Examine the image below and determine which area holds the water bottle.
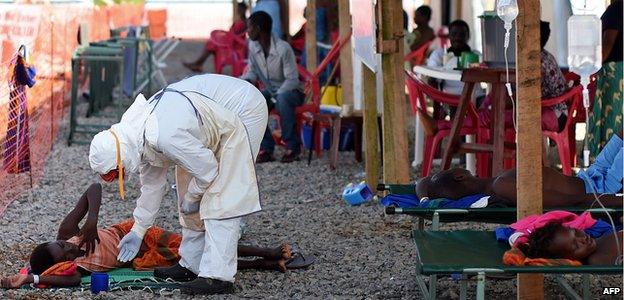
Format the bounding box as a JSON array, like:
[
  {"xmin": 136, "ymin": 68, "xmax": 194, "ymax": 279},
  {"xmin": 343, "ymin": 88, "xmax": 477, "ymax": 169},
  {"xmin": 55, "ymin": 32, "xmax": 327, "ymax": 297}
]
[{"xmin": 568, "ymin": 14, "xmax": 602, "ymax": 168}]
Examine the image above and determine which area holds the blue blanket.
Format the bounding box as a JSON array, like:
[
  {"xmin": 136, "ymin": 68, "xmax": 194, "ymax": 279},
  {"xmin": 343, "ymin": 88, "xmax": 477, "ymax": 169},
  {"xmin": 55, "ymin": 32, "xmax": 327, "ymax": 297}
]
[{"xmin": 380, "ymin": 193, "xmax": 488, "ymax": 209}]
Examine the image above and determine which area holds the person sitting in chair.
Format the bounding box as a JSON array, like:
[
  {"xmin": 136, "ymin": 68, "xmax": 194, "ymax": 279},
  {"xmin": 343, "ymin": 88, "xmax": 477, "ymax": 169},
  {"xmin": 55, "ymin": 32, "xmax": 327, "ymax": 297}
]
[
  {"xmin": 416, "ymin": 132, "xmax": 623, "ymax": 207},
  {"xmin": 0, "ymin": 184, "xmax": 308, "ymax": 289},
  {"xmin": 240, "ymin": 11, "xmax": 304, "ymax": 163}
]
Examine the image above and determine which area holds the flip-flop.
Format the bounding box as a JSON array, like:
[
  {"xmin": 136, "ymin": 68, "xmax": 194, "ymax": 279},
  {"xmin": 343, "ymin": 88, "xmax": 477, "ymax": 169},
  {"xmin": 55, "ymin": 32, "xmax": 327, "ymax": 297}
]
[{"xmin": 285, "ymin": 252, "xmax": 315, "ymax": 269}]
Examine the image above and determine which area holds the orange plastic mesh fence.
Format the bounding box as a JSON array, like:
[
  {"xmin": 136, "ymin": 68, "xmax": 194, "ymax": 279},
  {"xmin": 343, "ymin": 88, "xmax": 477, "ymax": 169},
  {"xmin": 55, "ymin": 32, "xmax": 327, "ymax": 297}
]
[{"xmin": 0, "ymin": 3, "xmax": 144, "ymax": 215}]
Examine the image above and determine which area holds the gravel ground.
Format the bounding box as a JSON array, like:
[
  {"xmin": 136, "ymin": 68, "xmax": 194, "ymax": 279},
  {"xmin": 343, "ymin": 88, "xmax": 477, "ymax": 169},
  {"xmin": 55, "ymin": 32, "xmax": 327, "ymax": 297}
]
[{"xmin": 0, "ymin": 40, "xmax": 621, "ymax": 299}]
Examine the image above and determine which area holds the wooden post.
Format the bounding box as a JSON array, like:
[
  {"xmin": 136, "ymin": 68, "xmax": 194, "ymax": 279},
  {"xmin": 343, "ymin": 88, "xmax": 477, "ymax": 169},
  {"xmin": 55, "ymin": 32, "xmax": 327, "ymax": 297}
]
[
  {"xmin": 305, "ymin": 0, "xmax": 317, "ymax": 73},
  {"xmin": 338, "ymin": 0, "xmax": 353, "ymax": 106},
  {"xmin": 233, "ymin": 0, "xmax": 238, "ymax": 23},
  {"xmin": 455, "ymin": 0, "xmax": 462, "ymax": 20},
  {"xmin": 283, "ymin": 0, "xmax": 290, "ymax": 36},
  {"xmin": 379, "ymin": 0, "xmax": 410, "ymax": 184},
  {"xmin": 363, "ymin": 64, "xmax": 380, "ymax": 190},
  {"xmin": 516, "ymin": 0, "xmax": 544, "ymax": 299}
]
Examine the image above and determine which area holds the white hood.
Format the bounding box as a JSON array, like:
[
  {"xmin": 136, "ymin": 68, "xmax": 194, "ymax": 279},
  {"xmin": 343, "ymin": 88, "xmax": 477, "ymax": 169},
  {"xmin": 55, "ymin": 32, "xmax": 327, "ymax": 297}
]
[{"xmin": 89, "ymin": 94, "xmax": 151, "ymax": 174}]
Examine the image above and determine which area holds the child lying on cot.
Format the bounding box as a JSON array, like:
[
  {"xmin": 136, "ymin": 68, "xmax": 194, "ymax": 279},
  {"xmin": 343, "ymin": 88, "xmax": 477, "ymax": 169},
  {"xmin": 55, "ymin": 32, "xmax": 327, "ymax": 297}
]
[
  {"xmin": 520, "ymin": 222, "xmax": 623, "ymax": 265},
  {"xmin": 0, "ymin": 184, "xmax": 297, "ymax": 289},
  {"xmin": 416, "ymin": 132, "xmax": 623, "ymax": 208}
]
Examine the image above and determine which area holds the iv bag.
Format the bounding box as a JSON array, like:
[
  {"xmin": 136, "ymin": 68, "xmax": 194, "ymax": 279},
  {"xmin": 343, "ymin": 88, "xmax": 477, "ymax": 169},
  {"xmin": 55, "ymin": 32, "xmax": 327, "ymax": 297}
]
[
  {"xmin": 496, "ymin": 0, "xmax": 519, "ymax": 23},
  {"xmin": 567, "ymin": 15, "xmax": 602, "ymax": 79}
]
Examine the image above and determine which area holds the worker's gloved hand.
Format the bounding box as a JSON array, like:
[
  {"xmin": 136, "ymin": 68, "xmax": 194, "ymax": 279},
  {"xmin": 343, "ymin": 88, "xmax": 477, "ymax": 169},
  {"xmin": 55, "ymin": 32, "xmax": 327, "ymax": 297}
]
[{"xmin": 117, "ymin": 231, "xmax": 142, "ymax": 262}]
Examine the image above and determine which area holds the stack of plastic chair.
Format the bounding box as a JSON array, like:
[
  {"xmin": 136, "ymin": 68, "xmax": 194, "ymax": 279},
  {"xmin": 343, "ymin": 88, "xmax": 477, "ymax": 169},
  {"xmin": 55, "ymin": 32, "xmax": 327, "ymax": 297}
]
[
  {"xmin": 68, "ymin": 44, "xmax": 126, "ymax": 145},
  {"xmin": 265, "ymin": 31, "xmax": 351, "ymax": 169}
]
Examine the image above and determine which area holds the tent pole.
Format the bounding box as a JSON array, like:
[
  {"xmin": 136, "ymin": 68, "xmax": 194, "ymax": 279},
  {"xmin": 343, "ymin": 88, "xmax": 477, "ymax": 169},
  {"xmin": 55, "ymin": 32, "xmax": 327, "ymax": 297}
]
[
  {"xmin": 305, "ymin": 0, "xmax": 317, "ymax": 73},
  {"xmin": 338, "ymin": 0, "xmax": 353, "ymax": 106},
  {"xmin": 362, "ymin": 63, "xmax": 380, "ymax": 191},
  {"xmin": 379, "ymin": 0, "xmax": 409, "ymax": 184}
]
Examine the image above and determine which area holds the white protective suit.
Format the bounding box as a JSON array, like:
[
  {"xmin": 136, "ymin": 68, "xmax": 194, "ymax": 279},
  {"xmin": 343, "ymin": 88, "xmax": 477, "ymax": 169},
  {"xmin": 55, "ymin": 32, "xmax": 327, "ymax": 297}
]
[{"xmin": 89, "ymin": 74, "xmax": 268, "ymax": 282}]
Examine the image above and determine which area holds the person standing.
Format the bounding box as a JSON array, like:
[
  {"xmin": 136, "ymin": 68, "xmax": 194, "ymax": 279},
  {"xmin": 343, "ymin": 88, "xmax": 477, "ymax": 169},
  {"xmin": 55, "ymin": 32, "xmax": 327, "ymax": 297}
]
[
  {"xmin": 410, "ymin": 5, "xmax": 435, "ymax": 52},
  {"xmin": 587, "ymin": 0, "xmax": 623, "ymax": 158},
  {"xmin": 251, "ymin": 0, "xmax": 288, "ymax": 39},
  {"xmin": 88, "ymin": 74, "xmax": 267, "ymax": 295}
]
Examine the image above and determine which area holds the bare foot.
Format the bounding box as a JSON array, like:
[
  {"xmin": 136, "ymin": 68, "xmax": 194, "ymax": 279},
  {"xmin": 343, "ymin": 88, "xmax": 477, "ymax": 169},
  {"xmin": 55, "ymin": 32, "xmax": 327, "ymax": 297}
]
[
  {"xmin": 266, "ymin": 243, "xmax": 292, "ymax": 260},
  {"xmin": 280, "ymin": 243, "xmax": 292, "ymax": 260},
  {"xmin": 277, "ymin": 259, "xmax": 287, "ymax": 272}
]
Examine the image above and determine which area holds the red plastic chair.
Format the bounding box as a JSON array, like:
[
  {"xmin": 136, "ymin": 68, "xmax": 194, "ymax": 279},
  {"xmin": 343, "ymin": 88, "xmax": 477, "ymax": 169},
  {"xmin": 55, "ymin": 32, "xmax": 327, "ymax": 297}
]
[
  {"xmin": 542, "ymin": 85, "xmax": 583, "ymax": 175},
  {"xmin": 298, "ymin": 31, "xmax": 352, "ymax": 155},
  {"xmin": 404, "ymin": 40, "xmax": 433, "ymax": 67},
  {"xmin": 267, "ymin": 31, "xmax": 352, "ymax": 160},
  {"xmin": 211, "ymin": 30, "xmax": 246, "ymax": 76},
  {"xmin": 405, "ymin": 70, "xmax": 484, "ymax": 177}
]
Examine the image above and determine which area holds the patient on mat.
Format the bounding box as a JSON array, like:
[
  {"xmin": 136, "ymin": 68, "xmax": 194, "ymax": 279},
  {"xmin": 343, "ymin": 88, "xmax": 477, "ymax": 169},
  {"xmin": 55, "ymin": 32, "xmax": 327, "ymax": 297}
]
[
  {"xmin": 521, "ymin": 222, "xmax": 623, "ymax": 265},
  {"xmin": 416, "ymin": 133, "xmax": 623, "ymax": 208},
  {"xmin": 0, "ymin": 184, "xmax": 294, "ymax": 289}
]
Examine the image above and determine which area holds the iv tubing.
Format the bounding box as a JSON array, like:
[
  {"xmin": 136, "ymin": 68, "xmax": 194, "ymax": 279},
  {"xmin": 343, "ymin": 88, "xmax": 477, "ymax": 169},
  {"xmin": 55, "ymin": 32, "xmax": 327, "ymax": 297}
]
[
  {"xmin": 581, "ymin": 77, "xmax": 591, "ymax": 167},
  {"xmin": 503, "ymin": 24, "xmax": 517, "ymax": 132}
]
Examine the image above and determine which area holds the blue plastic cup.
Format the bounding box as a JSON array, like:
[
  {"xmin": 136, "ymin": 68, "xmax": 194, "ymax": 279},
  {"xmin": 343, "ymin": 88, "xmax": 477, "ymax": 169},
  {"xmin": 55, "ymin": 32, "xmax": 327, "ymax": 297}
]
[{"xmin": 90, "ymin": 272, "xmax": 109, "ymax": 294}]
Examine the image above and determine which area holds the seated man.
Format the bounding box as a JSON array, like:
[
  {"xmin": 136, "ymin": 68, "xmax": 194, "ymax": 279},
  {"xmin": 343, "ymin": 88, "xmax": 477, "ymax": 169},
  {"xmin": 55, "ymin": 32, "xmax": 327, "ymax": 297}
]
[
  {"xmin": 521, "ymin": 222, "xmax": 622, "ymax": 265},
  {"xmin": 539, "ymin": 20, "xmax": 570, "ymax": 132},
  {"xmin": 241, "ymin": 11, "xmax": 304, "ymax": 163},
  {"xmin": 426, "ymin": 20, "xmax": 480, "ymax": 95},
  {"xmin": 416, "ymin": 133, "xmax": 623, "ymax": 207},
  {"xmin": 0, "ymin": 184, "xmax": 298, "ymax": 289}
]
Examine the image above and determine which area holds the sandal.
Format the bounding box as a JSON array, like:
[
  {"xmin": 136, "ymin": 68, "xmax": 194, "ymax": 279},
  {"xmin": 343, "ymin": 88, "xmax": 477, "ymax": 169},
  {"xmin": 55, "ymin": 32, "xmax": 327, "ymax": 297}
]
[{"xmin": 285, "ymin": 252, "xmax": 315, "ymax": 269}]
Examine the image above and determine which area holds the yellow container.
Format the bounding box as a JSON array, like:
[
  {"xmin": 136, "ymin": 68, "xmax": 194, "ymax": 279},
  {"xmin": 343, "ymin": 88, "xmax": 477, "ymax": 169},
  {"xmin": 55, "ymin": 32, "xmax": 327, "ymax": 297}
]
[{"xmin": 320, "ymin": 85, "xmax": 343, "ymax": 106}]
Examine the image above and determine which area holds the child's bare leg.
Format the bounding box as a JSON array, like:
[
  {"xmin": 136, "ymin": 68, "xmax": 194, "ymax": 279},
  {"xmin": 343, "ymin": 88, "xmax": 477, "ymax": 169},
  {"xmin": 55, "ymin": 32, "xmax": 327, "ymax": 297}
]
[
  {"xmin": 238, "ymin": 244, "xmax": 292, "ymax": 260},
  {"xmin": 237, "ymin": 259, "xmax": 287, "ymax": 272}
]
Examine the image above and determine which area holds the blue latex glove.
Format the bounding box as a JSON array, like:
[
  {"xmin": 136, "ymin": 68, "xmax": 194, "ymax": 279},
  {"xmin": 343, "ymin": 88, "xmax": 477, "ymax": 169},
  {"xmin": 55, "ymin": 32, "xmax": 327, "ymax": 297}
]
[{"xmin": 117, "ymin": 231, "xmax": 142, "ymax": 262}]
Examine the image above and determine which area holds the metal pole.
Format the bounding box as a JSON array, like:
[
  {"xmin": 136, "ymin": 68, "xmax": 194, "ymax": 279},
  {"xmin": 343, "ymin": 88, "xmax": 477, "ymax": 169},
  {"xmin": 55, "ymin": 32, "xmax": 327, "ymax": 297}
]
[{"xmin": 50, "ymin": 17, "xmax": 55, "ymax": 149}]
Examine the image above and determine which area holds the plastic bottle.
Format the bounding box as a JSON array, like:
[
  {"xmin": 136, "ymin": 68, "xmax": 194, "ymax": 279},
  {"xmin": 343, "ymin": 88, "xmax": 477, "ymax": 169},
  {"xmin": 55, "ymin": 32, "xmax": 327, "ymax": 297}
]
[
  {"xmin": 568, "ymin": 14, "xmax": 602, "ymax": 92},
  {"xmin": 496, "ymin": 0, "xmax": 519, "ymax": 25},
  {"xmin": 568, "ymin": 14, "xmax": 602, "ymax": 167}
]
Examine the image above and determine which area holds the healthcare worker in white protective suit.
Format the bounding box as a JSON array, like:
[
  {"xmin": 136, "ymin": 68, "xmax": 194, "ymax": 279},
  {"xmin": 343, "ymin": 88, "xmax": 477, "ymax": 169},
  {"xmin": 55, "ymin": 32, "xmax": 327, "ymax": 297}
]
[{"xmin": 88, "ymin": 74, "xmax": 267, "ymax": 295}]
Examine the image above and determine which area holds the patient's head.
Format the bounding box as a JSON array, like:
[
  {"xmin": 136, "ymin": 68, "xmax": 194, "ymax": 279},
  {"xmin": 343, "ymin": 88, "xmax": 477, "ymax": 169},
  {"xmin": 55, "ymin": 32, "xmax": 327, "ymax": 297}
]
[
  {"xmin": 29, "ymin": 241, "xmax": 84, "ymax": 274},
  {"xmin": 521, "ymin": 222, "xmax": 597, "ymax": 261},
  {"xmin": 416, "ymin": 168, "xmax": 481, "ymax": 200}
]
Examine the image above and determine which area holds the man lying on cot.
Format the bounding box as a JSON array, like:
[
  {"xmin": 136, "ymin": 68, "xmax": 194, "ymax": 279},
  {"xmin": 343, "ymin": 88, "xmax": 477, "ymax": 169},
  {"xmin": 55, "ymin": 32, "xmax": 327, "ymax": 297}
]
[
  {"xmin": 520, "ymin": 222, "xmax": 623, "ymax": 265},
  {"xmin": 416, "ymin": 132, "xmax": 623, "ymax": 207},
  {"xmin": 0, "ymin": 184, "xmax": 306, "ymax": 289}
]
